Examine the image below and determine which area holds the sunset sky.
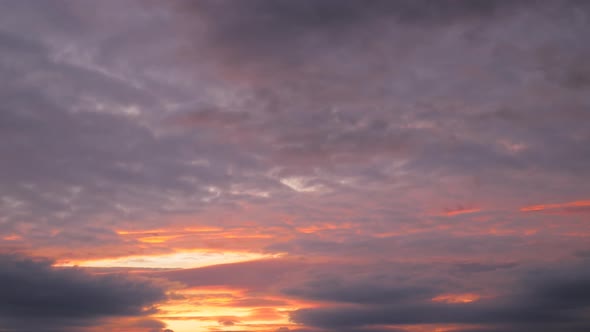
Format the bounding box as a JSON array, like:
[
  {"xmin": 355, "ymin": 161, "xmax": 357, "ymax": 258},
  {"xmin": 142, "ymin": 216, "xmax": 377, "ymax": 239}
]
[{"xmin": 1, "ymin": 1, "xmax": 590, "ymax": 331}]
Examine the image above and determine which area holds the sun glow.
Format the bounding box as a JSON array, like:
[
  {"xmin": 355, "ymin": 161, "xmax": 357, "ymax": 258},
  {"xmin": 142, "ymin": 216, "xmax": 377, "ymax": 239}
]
[
  {"xmin": 157, "ymin": 287, "xmax": 298, "ymax": 332},
  {"xmin": 56, "ymin": 251, "xmax": 280, "ymax": 269}
]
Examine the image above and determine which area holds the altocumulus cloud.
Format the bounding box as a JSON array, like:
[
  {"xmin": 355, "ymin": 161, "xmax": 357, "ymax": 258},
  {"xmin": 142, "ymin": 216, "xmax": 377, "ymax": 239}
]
[{"xmin": 0, "ymin": 253, "xmax": 168, "ymax": 332}]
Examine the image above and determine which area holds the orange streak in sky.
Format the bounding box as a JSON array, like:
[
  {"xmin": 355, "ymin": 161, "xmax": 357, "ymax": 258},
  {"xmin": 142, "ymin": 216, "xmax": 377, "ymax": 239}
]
[
  {"xmin": 137, "ymin": 235, "xmax": 180, "ymax": 243},
  {"xmin": 116, "ymin": 229, "xmax": 169, "ymax": 235},
  {"xmin": 443, "ymin": 208, "xmax": 481, "ymax": 217},
  {"xmin": 432, "ymin": 293, "xmax": 481, "ymax": 304},
  {"xmin": 117, "ymin": 226, "xmax": 222, "ymax": 236},
  {"xmin": 520, "ymin": 200, "xmax": 590, "ymax": 212},
  {"xmin": 296, "ymin": 223, "xmax": 353, "ymax": 234},
  {"xmin": 2, "ymin": 234, "xmax": 21, "ymax": 241},
  {"xmin": 117, "ymin": 227, "xmax": 280, "ymax": 244}
]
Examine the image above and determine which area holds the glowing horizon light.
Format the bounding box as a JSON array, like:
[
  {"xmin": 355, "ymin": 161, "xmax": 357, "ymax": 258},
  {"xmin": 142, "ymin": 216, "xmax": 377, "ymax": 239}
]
[{"xmin": 55, "ymin": 251, "xmax": 281, "ymax": 269}]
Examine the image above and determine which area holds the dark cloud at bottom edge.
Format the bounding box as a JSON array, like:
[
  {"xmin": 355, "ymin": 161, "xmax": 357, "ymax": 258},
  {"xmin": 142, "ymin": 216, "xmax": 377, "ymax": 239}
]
[
  {"xmin": 0, "ymin": 253, "xmax": 170, "ymax": 332},
  {"xmin": 289, "ymin": 261, "xmax": 590, "ymax": 332}
]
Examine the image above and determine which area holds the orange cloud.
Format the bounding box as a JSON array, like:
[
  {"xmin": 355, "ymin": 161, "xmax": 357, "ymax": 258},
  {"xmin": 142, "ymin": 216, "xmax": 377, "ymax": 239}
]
[
  {"xmin": 442, "ymin": 207, "xmax": 481, "ymax": 217},
  {"xmin": 2, "ymin": 234, "xmax": 21, "ymax": 241},
  {"xmin": 296, "ymin": 222, "xmax": 354, "ymax": 234},
  {"xmin": 431, "ymin": 293, "xmax": 481, "ymax": 304},
  {"xmin": 115, "ymin": 225, "xmax": 290, "ymax": 250},
  {"xmin": 116, "ymin": 227, "xmax": 224, "ymax": 244},
  {"xmin": 520, "ymin": 200, "xmax": 590, "ymax": 214}
]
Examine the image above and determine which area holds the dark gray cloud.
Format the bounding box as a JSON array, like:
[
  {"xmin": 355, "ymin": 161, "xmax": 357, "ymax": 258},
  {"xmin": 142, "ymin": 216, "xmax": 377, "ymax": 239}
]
[
  {"xmin": 0, "ymin": 253, "xmax": 168, "ymax": 331},
  {"xmin": 290, "ymin": 263, "xmax": 590, "ymax": 331},
  {"xmin": 180, "ymin": 0, "xmax": 522, "ymax": 67},
  {"xmin": 449, "ymin": 262, "xmax": 519, "ymax": 274},
  {"xmin": 284, "ymin": 282, "xmax": 435, "ymax": 305},
  {"xmin": 172, "ymin": 0, "xmax": 590, "ymax": 183}
]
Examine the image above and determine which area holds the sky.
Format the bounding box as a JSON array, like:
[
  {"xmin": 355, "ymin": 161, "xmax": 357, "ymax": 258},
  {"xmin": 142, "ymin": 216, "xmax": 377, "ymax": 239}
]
[{"xmin": 0, "ymin": 0, "xmax": 589, "ymax": 331}]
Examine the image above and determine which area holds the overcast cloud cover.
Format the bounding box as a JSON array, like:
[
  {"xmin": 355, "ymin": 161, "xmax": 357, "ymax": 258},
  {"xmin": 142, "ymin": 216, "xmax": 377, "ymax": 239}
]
[{"xmin": 0, "ymin": 1, "xmax": 589, "ymax": 331}]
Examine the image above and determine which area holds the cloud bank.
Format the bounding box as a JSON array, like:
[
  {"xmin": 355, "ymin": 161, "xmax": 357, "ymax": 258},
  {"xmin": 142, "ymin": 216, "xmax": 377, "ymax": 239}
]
[{"xmin": 0, "ymin": 254, "xmax": 168, "ymax": 332}]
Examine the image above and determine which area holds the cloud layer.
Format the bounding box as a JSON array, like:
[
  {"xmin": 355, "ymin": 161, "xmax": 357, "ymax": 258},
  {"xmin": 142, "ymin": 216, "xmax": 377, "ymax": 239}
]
[{"xmin": 0, "ymin": 0, "xmax": 589, "ymax": 331}]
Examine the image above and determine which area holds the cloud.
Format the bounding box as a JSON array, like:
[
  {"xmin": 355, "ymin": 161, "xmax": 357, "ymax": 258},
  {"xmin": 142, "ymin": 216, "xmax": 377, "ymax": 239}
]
[
  {"xmin": 449, "ymin": 262, "xmax": 519, "ymax": 274},
  {"xmin": 1, "ymin": 0, "xmax": 589, "ymax": 260},
  {"xmin": 168, "ymin": 0, "xmax": 590, "ymax": 185},
  {"xmin": 442, "ymin": 206, "xmax": 481, "ymax": 217},
  {"xmin": 0, "ymin": 253, "xmax": 168, "ymax": 331},
  {"xmin": 284, "ymin": 280, "xmax": 436, "ymax": 305},
  {"xmin": 153, "ymin": 258, "xmax": 307, "ymax": 291},
  {"xmin": 290, "ymin": 262, "xmax": 590, "ymax": 331},
  {"xmin": 520, "ymin": 200, "xmax": 590, "ymax": 214},
  {"xmin": 219, "ymin": 318, "xmax": 237, "ymax": 326},
  {"xmin": 0, "ymin": 2, "xmax": 589, "ymax": 331},
  {"xmin": 0, "ymin": 1, "xmax": 278, "ymax": 256},
  {"xmin": 178, "ymin": 0, "xmax": 519, "ymax": 68}
]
